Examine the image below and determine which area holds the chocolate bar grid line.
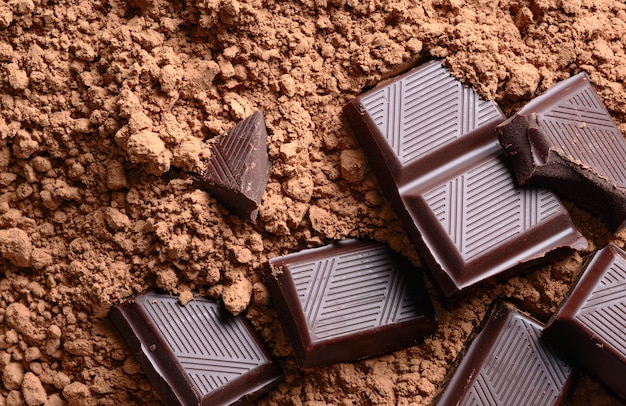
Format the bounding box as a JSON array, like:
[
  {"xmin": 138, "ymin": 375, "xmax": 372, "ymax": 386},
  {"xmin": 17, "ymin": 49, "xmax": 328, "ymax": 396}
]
[
  {"xmin": 289, "ymin": 244, "xmax": 424, "ymax": 340},
  {"xmin": 418, "ymin": 156, "xmax": 561, "ymax": 261},
  {"xmin": 436, "ymin": 303, "xmax": 575, "ymax": 405},
  {"xmin": 465, "ymin": 314, "xmax": 569, "ymax": 405},
  {"xmin": 497, "ymin": 73, "xmax": 626, "ymax": 231},
  {"xmin": 401, "ymin": 156, "xmax": 580, "ymax": 292},
  {"xmin": 204, "ymin": 110, "xmax": 266, "ymax": 190},
  {"xmin": 198, "ymin": 110, "xmax": 270, "ymax": 221},
  {"xmin": 359, "ymin": 60, "xmax": 502, "ymax": 168}
]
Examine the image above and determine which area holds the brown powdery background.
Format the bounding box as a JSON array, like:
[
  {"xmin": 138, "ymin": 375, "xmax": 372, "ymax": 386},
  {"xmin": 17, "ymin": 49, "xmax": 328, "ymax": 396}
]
[{"xmin": 0, "ymin": 0, "xmax": 625, "ymax": 404}]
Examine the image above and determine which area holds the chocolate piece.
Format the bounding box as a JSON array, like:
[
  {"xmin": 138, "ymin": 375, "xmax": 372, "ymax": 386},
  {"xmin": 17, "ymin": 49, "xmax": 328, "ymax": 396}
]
[
  {"xmin": 544, "ymin": 243, "xmax": 626, "ymax": 399},
  {"xmin": 109, "ymin": 290, "xmax": 282, "ymax": 406},
  {"xmin": 497, "ymin": 73, "xmax": 626, "ymax": 231},
  {"xmin": 343, "ymin": 60, "xmax": 587, "ymax": 296},
  {"xmin": 267, "ymin": 239, "xmax": 437, "ymax": 369},
  {"xmin": 435, "ymin": 302, "xmax": 576, "ymax": 405},
  {"xmin": 199, "ymin": 110, "xmax": 270, "ymax": 221}
]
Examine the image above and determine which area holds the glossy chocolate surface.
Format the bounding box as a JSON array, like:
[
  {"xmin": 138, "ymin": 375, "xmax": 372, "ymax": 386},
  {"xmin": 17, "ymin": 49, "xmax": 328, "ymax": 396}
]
[
  {"xmin": 109, "ymin": 290, "xmax": 283, "ymax": 406},
  {"xmin": 436, "ymin": 302, "xmax": 576, "ymax": 405},
  {"xmin": 497, "ymin": 73, "xmax": 626, "ymax": 231},
  {"xmin": 199, "ymin": 110, "xmax": 269, "ymax": 221},
  {"xmin": 267, "ymin": 239, "xmax": 437, "ymax": 369},
  {"xmin": 544, "ymin": 243, "xmax": 626, "ymax": 399},
  {"xmin": 343, "ymin": 60, "xmax": 587, "ymax": 296}
]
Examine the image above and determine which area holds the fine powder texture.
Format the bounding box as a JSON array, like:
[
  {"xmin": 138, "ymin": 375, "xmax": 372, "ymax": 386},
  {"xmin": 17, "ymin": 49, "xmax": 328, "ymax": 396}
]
[{"xmin": 0, "ymin": 0, "xmax": 625, "ymax": 405}]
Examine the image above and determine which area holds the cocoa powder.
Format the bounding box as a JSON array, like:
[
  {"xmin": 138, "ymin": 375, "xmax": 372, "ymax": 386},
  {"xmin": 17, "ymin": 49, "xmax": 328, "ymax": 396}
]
[{"xmin": 0, "ymin": 0, "xmax": 625, "ymax": 404}]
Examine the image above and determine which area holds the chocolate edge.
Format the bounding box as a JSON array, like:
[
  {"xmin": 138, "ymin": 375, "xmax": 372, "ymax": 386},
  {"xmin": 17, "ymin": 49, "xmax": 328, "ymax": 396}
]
[
  {"xmin": 543, "ymin": 244, "xmax": 626, "ymax": 399},
  {"xmin": 110, "ymin": 292, "xmax": 283, "ymax": 406},
  {"xmin": 497, "ymin": 75, "xmax": 626, "ymax": 231},
  {"xmin": 436, "ymin": 302, "xmax": 576, "ymax": 405},
  {"xmin": 267, "ymin": 240, "xmax": 438, "ymax": 368},
  {"xmin": 109, "ymin": 299, "xmax": 199, "ymax": 405}
]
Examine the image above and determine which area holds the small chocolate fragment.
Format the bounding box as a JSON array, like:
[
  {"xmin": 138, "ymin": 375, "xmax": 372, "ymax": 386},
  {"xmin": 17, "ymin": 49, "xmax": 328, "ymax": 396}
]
[
  {"xmin": 497, "ymin": 72, "xmax": 626, "ymax": 231},
  {"xmin": 435, "ymin": 302, "xmax": 576, "ymax": 405},
  {"xmin": 109, "ymin": 290, "xmax": 282, "ymax": 406},
  {"xmin": 199, "ymin": 110, "xmax": 270, "ymax": 221},
  {"xmin": 267, "ymin": 239, "xmax": 437, "ymax": 369},
  {"xmin": 544, "ymin": 243, "xmax": 626, "ymax": 399},
  {"xmin": 343, "ymin": 60, "xmax": 587, "ymax": 296}
]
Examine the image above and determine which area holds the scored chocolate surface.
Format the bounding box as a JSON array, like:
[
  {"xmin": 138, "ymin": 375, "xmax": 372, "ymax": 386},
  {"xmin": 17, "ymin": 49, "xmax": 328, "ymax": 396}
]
[
  {"xmin": 199, "ymin": 110, "xmax": 270, "ymax": 221},
  {"xmin": 109, "ymin": 290, "xmax": 283, "ymax": 406},
  {"xmin": 544, "ymin": 243, "xmax": 626, "ymax": 399},
  {"xmin": 267, "ymin": 239, "xmax": 437, "ymax": 369},
  {"xmin": 497, "ymin": 72, "xmax": 626, "ymax": 231},
  {"xmin": 435, "ymin": 302, "xmax": 576, "ymax": 406},
  {"xmin": 343, "ymin": 60, "xmax": 587, "ymax": 296}
]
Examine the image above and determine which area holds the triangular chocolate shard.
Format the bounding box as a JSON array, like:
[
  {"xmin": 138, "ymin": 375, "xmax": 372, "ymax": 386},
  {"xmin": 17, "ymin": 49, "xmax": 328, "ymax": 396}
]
[{"xmin": 199, "ymin": 110, "xmax": 270, "ymax": 221}]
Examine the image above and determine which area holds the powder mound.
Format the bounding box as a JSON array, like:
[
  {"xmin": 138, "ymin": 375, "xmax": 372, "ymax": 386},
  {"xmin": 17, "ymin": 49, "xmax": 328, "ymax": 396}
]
[
  {"xmin": 22, "ymin": 372, "xmax": 47, "ymax": 406},
  {"xmin": 3, "ymin": 362, "xmax": 24, "ymax": 391},
  {"xmin": 222, "ymin": 277, "xmax": 253, "ymax": 315},
  {"xmin": 0, "ymin": 227, "xmax": 32, "ymax": 267},
  {"xmin": 5, "ymin": 302, "xmax": 45, "ymax": 343},
  {"xmin": 126, "ymin": 130, "xmax": 172, "ymax": 176}
]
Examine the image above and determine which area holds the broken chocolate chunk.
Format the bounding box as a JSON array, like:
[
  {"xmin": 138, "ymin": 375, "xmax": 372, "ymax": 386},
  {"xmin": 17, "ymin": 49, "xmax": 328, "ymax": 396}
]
[
  {"xmin": 199, "ymin": 110, "xmax": 270, "ymax": 221},
  {"xmin": 497, "ymin": 72, "xmax": 626, "ymax": 231}
]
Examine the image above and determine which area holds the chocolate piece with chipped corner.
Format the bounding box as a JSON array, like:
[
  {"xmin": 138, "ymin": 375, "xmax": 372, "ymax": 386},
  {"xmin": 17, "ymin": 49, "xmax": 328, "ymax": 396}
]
[
  {"xmin": 497, "ymin": 72, "xmax": 626, "ymax": 231},
  {"xmin": 343, "ymin": 59, "xmax": 587, "ymax": 297},
  {"xmin": 435, "ymin": 302, "xmax": 576, "ymax": 406},
  {"xmin": 544, "ymin": 243, "xmax": 626, "ymax": 399},
  {"xmin": 267, "ymin": 239, "xmax": 437, "ymax": 369},
  {"xmin": 109, "ymin": 290, "xmax": 283, "ymax": 406},
  {"xmin": 199, "ymin": 110, "xmax": 270, "ymax": 221}
]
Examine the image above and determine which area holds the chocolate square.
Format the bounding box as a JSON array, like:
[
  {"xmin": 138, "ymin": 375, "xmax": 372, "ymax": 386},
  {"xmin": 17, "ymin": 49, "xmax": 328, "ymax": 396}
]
[
  {"xmin": 109, "ymin": 290, "xmax": 283, "ymax": 405},
  {"xmin": 267, "ymin": 239, "xmax": 437, "ymax": 368}
]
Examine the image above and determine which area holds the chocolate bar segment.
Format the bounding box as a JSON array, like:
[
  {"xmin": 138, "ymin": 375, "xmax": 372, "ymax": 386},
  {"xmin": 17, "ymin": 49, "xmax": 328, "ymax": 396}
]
[
  {"xmin": 199, "ymin": 110, "xmax": 270, "ymax": 221},
  {"xmin": 497, "ymin": 73, "xmax": 626, "ymax": 231},
  {"xmin": 109, "ymin": 290, "xmax": 283, "ymax": 406},
  {"xmin": 400, "ymin": 153, "xmax": 586, "ymax": 295},
  {"xmin": 267, "ymin": 239, "xmax": 437, "ymax": 369},
  {"xmin": 346, "ymin": 59, "xmax": 504, "ymax": 186},
  {"xmin": 544, "ymin": 243, "xmax": 626, "ymax": 399},
  {"xmin": 435, "ymin": 302, "xmax": 576, "ymax": 405},
  {"xmin": 343, "ymin": 60, "xmax": 587, "ymax": 296}
]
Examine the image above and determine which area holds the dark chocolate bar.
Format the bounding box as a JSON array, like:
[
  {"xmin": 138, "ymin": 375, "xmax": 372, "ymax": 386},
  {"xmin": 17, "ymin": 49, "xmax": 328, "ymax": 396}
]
[
  {"xmin": 267, "ymin": 239, "xmax": 437, "ymax": 369},
  {"xmin": 435, "ymin": 302, "xmax": 576, "ymax": 405},
  {"xmin": 544, "ymin": 243, "xmax": 626, "ymax": 399},
  {"xmin": 497, "ymin": 72, "xmax": 626, "ymax": 231},
  {"xmin": 199, "ymin": 110, "xmax": 270, "ymax": 221},
  {"xmin": 109, "ymin": 290, "xmax": 282, "ymax": 406},
  {"xmin": 343, "ymin": 60, "xmax": 587, "ymax": 296}
]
